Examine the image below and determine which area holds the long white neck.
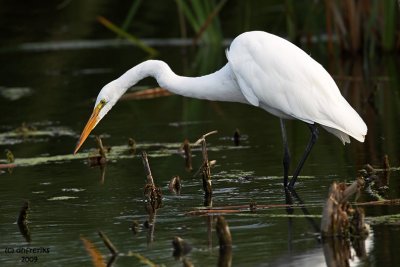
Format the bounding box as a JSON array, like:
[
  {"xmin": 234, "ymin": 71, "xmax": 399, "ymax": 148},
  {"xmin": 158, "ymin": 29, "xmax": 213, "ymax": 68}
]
[{"xmin": 112, "ymin": 60, "xmax": 247, "ymax": 103}]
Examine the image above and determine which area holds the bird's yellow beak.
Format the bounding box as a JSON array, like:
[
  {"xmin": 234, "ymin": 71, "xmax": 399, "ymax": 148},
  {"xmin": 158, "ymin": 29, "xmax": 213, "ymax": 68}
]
[{"xmin": 74, "ymin": 103, "xmax": 103, "ymax": 154}]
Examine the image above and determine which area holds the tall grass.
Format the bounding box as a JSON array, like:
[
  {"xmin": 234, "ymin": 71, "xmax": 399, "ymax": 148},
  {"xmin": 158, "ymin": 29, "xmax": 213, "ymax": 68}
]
[
  {"xmin": 324, "ymin": 0, "xmax": 399, "ymax": 55},
  {"xmin": 120, "ymin": 0, "xmax": 143, "ymax": 34},
  {"xmin": 98, "ymin": 0, "xmax": 398, "ymax": 55},
  {"xmin": 175, "ymin": 0, "xmax": 227, "ymax": 44},
  {"xmin": 382, "ymin": 0, "xmax": 397, "ymax": 51},
  {"xmin": 281, "ymin": 0, "xmax": 399, "ymax": 55},
  {"xmin": 97, "ymin": 16, "xmax": 158, "ymax": 57}
]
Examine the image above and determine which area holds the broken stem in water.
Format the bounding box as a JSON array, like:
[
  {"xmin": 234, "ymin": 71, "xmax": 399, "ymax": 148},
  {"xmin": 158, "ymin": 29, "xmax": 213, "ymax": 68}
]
[
  {"xmin": 98, "ymin": 231, "xmax": 118, "ymax": 256},
  {"xmin": 141, "ymin": 151, "xmax": 162, "ymax": 211},
  {"xmin": 95, "ymin": 136, "xmax": 107, "ymax": 158},
  {"xmin": 193, "ymin": 131, "xmax": 217, "ymax": 206},
  {"xmin": 320, "ymin": 177, "xmax": 366, "ymax": 237},
  {"xmin": 182, "ymin": 139, "xmax": 192, "ymax": 171},
  {"xmin": 186, "ymin": 198, "xmax": 400, "ymax": 216},
  {"xmin": 233, "ymin": 129, "xmax": 240, "ymax": 146},
  {"xmin": 172, "ymin": 236, "xmax": 192, "ymax": 260},
  {"xmin": 169, "ymin": 175, "xmax": 181, "ymax": 194},
  {"xmin": 88, "ymin": 135, "xmax": 108, "ymax": 167},
  {"xmin": 194, "ymin": 130, "xmax": 218, "ymax": 145},
  {"xmin": 141, "ymin": 151, "xmax": 154, "ymax": 186},
  {"xmin": 128, "ymin": 138, "xmax": 136, "ymax": 155},
  {"xmin": 215, "ymin": 216, "xmax": 232, "ymax": 267},
  {"xmin": 17, "ymin": 200, "xmax": 31, "ymax": 242}
]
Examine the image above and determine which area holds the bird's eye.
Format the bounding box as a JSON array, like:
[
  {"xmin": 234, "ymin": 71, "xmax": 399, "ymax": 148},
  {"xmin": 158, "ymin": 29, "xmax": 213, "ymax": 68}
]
[{"xmin": 96, "ymin": 99, "xmax": 107, "ymax": 110}]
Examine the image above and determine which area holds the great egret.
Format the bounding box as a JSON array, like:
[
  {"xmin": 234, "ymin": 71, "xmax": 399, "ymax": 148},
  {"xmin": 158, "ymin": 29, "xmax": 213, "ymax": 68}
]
[{"xmin": 74, "ymin": 31, "xmax": 367, "ymax": 189}]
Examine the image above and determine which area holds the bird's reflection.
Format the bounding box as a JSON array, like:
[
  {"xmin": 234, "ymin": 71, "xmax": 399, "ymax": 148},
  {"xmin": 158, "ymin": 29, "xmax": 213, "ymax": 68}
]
[{"xmin": 285, "ymin": 188, "xmax": 320, "ymax": 233}]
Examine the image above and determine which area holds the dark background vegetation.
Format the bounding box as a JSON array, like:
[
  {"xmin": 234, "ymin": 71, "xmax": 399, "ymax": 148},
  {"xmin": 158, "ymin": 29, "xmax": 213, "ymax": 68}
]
[{"xmin": 1, "ymin": 0, "xmax": 399, "ymax": 55}]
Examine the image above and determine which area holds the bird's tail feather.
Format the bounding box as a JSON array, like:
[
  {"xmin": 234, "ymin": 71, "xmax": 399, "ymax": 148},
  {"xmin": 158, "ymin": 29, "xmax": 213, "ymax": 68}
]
[{"xmin": 316, "ymin": 100, "xmax": 367, "ymax": 144}]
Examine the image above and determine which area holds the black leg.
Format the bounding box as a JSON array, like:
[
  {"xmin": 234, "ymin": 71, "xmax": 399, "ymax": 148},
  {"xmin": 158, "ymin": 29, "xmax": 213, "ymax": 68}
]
[
  {"xmin": 280, "ymin": 119, "xmax": 291, "ymax": 187},
  {"xmin": 288, "ymin": 123, "xmax": 318, "ymax": 189}
]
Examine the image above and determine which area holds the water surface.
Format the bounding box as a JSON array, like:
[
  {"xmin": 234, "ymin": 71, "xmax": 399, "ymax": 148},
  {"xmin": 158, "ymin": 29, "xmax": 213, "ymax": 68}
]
[{"xmin": 1, "ymin": 22, "xmax": 400, "ymax": 267}]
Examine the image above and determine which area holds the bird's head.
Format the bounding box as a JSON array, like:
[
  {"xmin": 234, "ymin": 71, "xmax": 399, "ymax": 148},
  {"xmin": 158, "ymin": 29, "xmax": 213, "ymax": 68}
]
[{"xmin": 74, "ymin": 83, "xmax": 118, "ymax": 154}]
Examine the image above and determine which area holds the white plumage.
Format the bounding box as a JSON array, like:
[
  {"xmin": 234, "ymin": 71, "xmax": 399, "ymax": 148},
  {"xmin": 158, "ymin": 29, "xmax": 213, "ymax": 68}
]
[
  {"xmin": 227, "ymin": 31, "xmax": 367, "ymax": 143},
  {"xmin": 75, "ymin": 31, "xmax": 367, "ymax": 188}
]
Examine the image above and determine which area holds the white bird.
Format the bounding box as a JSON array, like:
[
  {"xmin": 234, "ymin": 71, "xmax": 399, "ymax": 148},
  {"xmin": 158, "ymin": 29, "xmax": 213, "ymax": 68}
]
[{"xmin": 74, "ymin": 31, "xmax": 367, "ymax": 189}]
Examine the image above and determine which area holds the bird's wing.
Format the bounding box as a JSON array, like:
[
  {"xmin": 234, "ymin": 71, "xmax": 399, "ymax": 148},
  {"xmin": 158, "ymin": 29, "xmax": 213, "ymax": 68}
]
[
  {"xmin": 226, "ymin": 31, "xmax": 367, "ymax": 142},
  {"xmin": 226, "ymin": 31, "xmax": 335, "ymax": 120}
]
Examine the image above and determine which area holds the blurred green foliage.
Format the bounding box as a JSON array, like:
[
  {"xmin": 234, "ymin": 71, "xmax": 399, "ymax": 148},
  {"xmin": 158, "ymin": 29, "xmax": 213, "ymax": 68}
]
[{"xmin": 1, "ymin": 0, "xmax": 398, "ymax": 54}]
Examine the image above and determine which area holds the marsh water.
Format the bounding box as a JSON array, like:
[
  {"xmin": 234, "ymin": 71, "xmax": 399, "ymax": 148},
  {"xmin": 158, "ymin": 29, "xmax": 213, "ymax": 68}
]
[{"xmin": 1, "ymin": 3, "xmax": 400, "ymax": 267}]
